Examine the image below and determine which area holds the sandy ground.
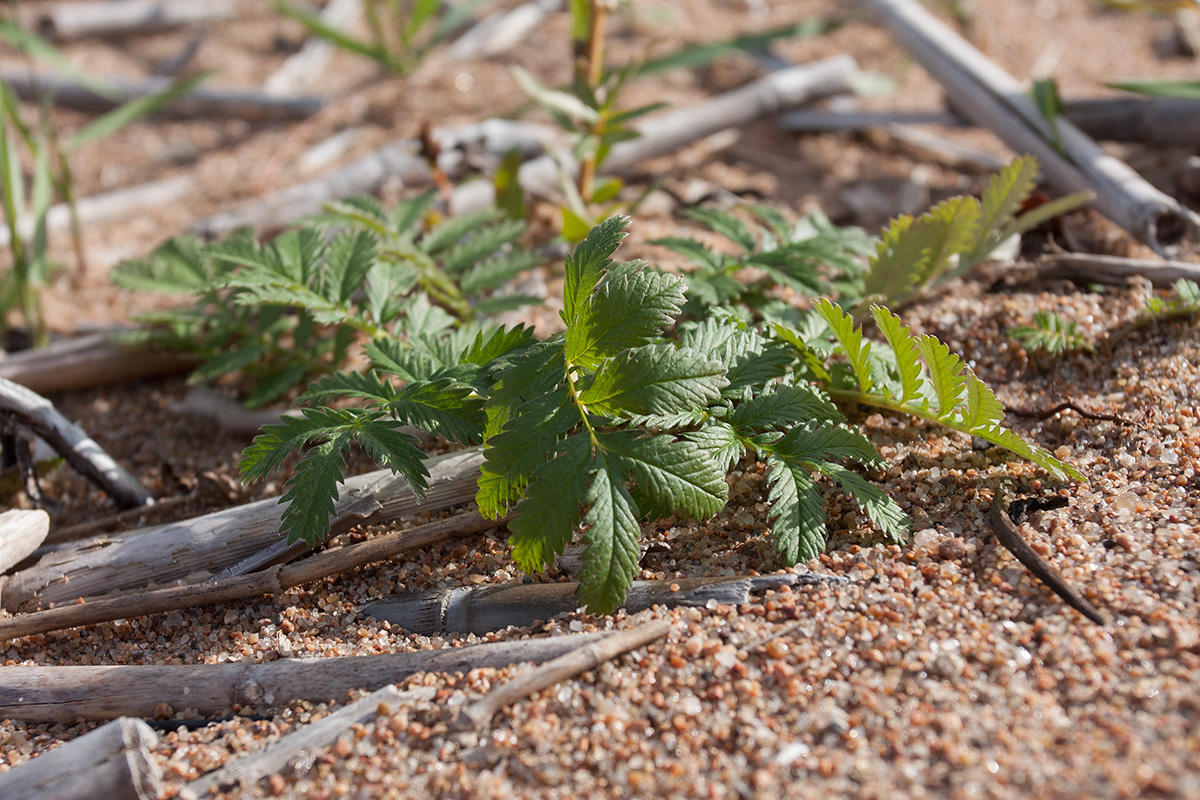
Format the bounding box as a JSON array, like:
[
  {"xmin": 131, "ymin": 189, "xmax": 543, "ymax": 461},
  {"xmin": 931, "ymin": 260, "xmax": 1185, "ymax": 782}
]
[{"xmin": 1, "ymin": 1, "xmax": 1199, "ymax": 798}]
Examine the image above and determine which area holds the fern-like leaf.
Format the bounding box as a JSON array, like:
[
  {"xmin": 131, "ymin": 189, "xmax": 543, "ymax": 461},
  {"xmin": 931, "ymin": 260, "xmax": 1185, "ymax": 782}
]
[
  {"xmin": 765, "ymin": 454, "xmax": 827, "ymax": 563},
  {"xmin": 814, "ymin": 298, "xmax": 873, "ymax": 393}
]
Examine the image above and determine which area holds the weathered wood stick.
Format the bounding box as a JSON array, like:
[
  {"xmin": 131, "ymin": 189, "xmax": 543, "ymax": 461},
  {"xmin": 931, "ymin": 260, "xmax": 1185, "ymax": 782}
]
[
  {"xmin": 0, "ymin": 509, "xmax": 49, "ymax": 574},
  {"xmin": 864, "ymin": 0, "xmax": 1200, "ymax": 255},
  {"xmin": 364, "ymin": 574, "xmax": 837, "ymax": 636},
  {"xmin": 1, "ymin": 70, "xmax": 324, "ymax": 122},
  {"xmin": 1038, "ymin": 252, "xmax": 1200, "ymax": 288},
  {"xmin": 187, "ymin": 684, "xmax": 435, "ymax": 795},
  {"xmin": 0, "ymin": 377, "xmax": 152, "ymax": 509},
  {"xmin": 0, "ymin": 174, "xmax": 193, "ymax": 251},
  {"xmin": 779, "ymin": 97, "xmax": 1200, "ymax": 146},
  {"xmin": 0, "ymin": 631, "xmax": 608, "ymax": 722},
  {"xmin": 449, "ymin": 55, "xmax": 860, "ymax": 214},
  {"xmin": 37, "ymin": 0, "xmax": 237, "ymax": 40},
  {"xmin": 452, "ymin": 620, "xmax": 672, "ymax": 731},
  {"xmin": 0, "ymin": 716, "xmax": 162, "ymax": 799},
  {"xmin": 264, "ymin": 0, "xmax": 362, "ymax": 97},
  {"xmin": 0, "ymin": 448, "xmax": 486, "ymax": 610},
  {"xmin": 0, "ymin": 508, "xmax": 500, "ymax": 642},
  {"xmin": 0, "ymin": 332, "xmax": 194, "ymax": 396}
]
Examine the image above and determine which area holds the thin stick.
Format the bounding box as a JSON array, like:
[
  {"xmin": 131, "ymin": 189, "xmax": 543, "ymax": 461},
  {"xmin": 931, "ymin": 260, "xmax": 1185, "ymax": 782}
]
[
  {"xmin": 0, "ymin": 377, "xmax": 152, "ymax": 508},
  {"xmin": 453, "ymin": 620, "xmax": 672, "ymax": 731},
  {"xmin": 1039, "ymin": 252, "xmax": 1200, "ymax": 288},
  {"xmin": 186, "ymin": 685, "xmax": 434, "ymax": 795},
  {"xmin": 0, "ymin": 631, "xmax": 608, "ymax": 722},
  {"xmin": 2, "ymin": 70, "xmax": 324, "ymax": 122},
  {"xmin": 864, "ymin": 0, "xmax": 1200, "ymax": 255},
  {"xmin": 0, "ymin": 509, "xmax": 500, "ymax": 642},
  {"xmin": 988, "ymin": 495, "xmax": 1106, "ymax": 625}
]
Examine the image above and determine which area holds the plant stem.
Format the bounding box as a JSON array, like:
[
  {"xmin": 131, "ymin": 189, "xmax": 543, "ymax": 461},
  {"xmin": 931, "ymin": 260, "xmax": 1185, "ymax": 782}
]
[{"xmin": 577, "ymin": 0, "xmax": 614, "ymax": 204}]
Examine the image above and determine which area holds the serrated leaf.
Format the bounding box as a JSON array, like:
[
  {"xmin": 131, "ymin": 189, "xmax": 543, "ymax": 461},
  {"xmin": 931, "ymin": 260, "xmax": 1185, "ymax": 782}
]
[
  {"xmin": 686, "ymin": 207, "xmax": 756, "ymax": 252},
  {"xmin": 771, "ymin": 422, "xmax": 885, "ymax": 469},
  {"xmin": 916, "ymin": 334, "xmax": 966, "ymax": 416},
  {"xmin": 652, "ymin": 236, "xmax": 724, "ymax": 270},
  {"xmin": 387, "ymin": 378, "xmax": 484, "ymax": 444},
  {"xmin": 730, "ymin": 382, "xmax": 841, "ymax": 432},
  {"xmin": 278, "ymin": 436, "xmax": 350, "ymax": 545},
  {"xmin": 322, "ymin": 230, "xmax": 378, "ymax": 304},
  {"xmin": 965, "ymin": 155, "xmax": 1038, "ymax": 265},
  {"xmin": 302, "ymin": 371, "xmax": 397, "ymax": 404},
  {"xmin": 483, "ymin": 337, "xmax": 566, "ymax": 439},
  {"xmin": 961, "ymin": 372, "xmax": 1005, "ymax": 429},
  {"xmin": 562, "ymin": 216, "xmax": 628, "ymax": 327},
  {"xmin": 460, "ymin": 250, "xmax": 542, "ymax": 294},
  {"xmin": 973, "ymin": 425, "xmax": 1083, "ymax": 482},
  {"xmin": 685, "ymin": 421, "xmax": 744, "ymax": 471},
  {"xmin": 870, "ymin": 305, "xmax": 924, "ymax": 405},
  {"xmin": 508, "ymin": 435, "xmax": 592, "ymax": 570},
  {"xmin": 818, "ymin": 462, "xmax": 909, "ymax": 541},
  {"xmin": 566, "ymin": 269, "xmax": 686, "ymax": 369},
  {"xmin": 815, "ymin": 298, "xmax": 873, "ymax": 394},
  {"xmin": 464, "ymin": 324, "xmax": 536, "ymax": 365},
  {"xmin": 240, "ymin": 408, "xmax": 349, "ymax": 483},
  {"xmin": 112, "ymin": 235, "xmax": 216, "ymax": 294},
  {"xmin": 578, "ymin": 454, "xmax": 643, "ymax": 613},
  {"xmin": 439, "ymin": 217, "xmax": 524, "ymax": 276},
  {"xmin": 243, "ymin": 362, "xmax": 312, "ymax": 409},
  {"xmin": 420, "ymin": 208, "xmax": 503, "ymax": 255},
  {"xmin": 580, "ymin": 344, "xmax": 727, "ymax": 417},
  {"xmin": 599, "ymin": 431, "xmax": 727, "ymax": 520},
  {"xmin": 765, "ymin": 454, "xmax": 827, "ymax": 564},
  {"xmin": 477, "ymin": 388, "xmax": 576, "ymax": 517}
]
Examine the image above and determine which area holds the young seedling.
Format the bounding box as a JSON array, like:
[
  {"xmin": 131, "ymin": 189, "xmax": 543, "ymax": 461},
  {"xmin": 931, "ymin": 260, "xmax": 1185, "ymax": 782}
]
[
  {"xmin": 240, "ymin": 216, "xmax": 1079, "ymax": 613},
  {"xmin": 1008, "ymin": 310, "xmax": 1090, "ymax": 355}
]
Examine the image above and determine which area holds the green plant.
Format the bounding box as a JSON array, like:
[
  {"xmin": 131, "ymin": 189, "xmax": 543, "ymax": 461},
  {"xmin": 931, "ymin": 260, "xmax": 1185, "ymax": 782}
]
[
  {"xmin": 1106, "ymin": 78, "xmax": 1200, "ymax": 99},
  {"xmin": 652, "ymin": 205, "xmax": 874, "ymax": 323},
  {"xmin": 850, "ymin": 156, "xmax": 1092, "ymax": 308},
  {"xmin": 112, "ymin": 191, "xmax": 542, "ymax": 406},
  {"xmin": 1008, "ymin": 310, "xmax": 1090, "ymax": 355},
  {"xmin": 240, "ymin": 216, "xmax": 1079, "ymax": 613},
  {"xmin": 1142, "ymin": 278, "xmax": 1200, "ymax": 322},
  {"xmin": 272, "ymin": 0, "xmax": 479, "ymax": 76},
  {"xmin": 0, "ymin": 19, "xmax": 205, "ymax": 345}
]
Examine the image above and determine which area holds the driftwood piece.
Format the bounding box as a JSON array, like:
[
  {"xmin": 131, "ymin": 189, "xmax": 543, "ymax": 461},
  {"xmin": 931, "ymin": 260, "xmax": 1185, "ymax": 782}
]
[
  {"xmin": 0, "ymin": 508, "xmax": 500, "ymax": 642},
  {"xmin": 0, "ymin": 509, "xmax": 49, "ymax": 573},
  {"xmin": 449, "ymin": 55, "xmax": 860, "ymax": 214},
  {"xmin": 865, "ymin": 0, "xmax": 1200, "ymax": 255},
  {"xmin": 0, "ymin": 174, "xmax": 193, "ymax": 251},
  {"xmin": 364, "ymin": 573, "xmax": 842, "ymax": 635},
  {"xmin": 0, "ymin": 332, "xmax": 195, "ymax": 396},
  {"xmin": 2, "ymin": 70, "xmax": 324, "ymax": 122},
  {"xmin": 0, "ymin": 377, "xmax": 152, "ymax": 509},
  {"xmin": 0, "ymin": 716, "xmax": 162, "ymax": 800},
  {"xmin": 452, "ymin": 620, "xmax": 672, "ymax": 732},
  {"xmin": 779, "ymin": 97, "xmax": 1200, "ymax": 146},
  {"xmin": 37, "ymin": 0, "xmax": 236, "ymax": 40},
  {"xmin": 264, "ymin": 0, "xmax": 361, "ymax": 97},
  {"xmin": 186, "ymin": 684, "xmax": 435, "ymax": 795},
  {"xmin": 0, "ymin": 447, "xmax": 485, "ymax": 610},
  {"xmin": 0, "ymin": 631, "xmax": 609, "ymax": 722},
  {"xmin": 1038, "ymin": 253, "xmax": 1200, "ymax": 288}
]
